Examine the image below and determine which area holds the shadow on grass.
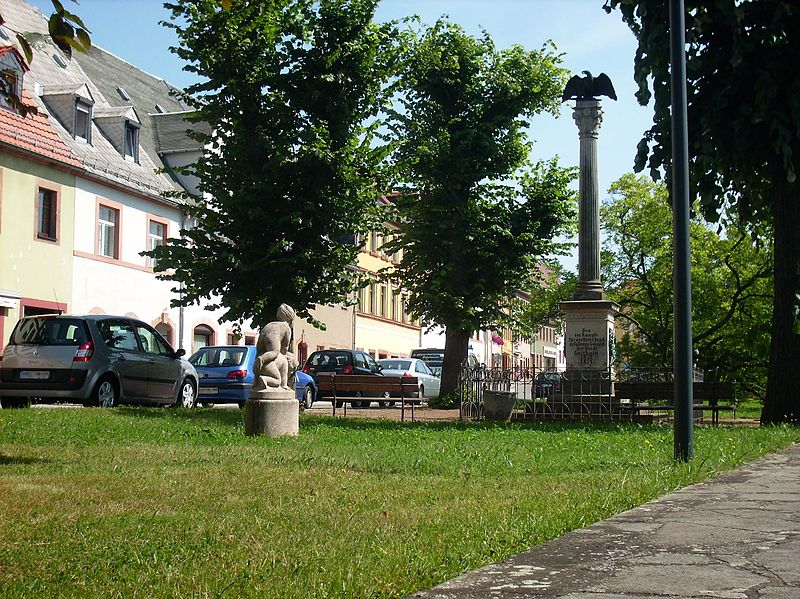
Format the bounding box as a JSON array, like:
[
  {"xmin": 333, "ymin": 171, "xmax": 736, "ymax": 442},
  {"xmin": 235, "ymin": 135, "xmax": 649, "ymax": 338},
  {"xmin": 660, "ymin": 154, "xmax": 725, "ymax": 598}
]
[
  {"xmin": 0, "ymin": 453, "xmax": 50, "ymax": 466},
  {"xmin": 110, "ymin": 406, "xmax": 651, "ymax": 435}
]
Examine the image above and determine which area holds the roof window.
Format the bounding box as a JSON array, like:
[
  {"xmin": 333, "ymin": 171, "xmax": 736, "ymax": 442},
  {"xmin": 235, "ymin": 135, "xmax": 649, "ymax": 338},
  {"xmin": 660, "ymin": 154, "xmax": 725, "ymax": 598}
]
[
  {"xmin": 52, "ymin": 53, "xmax": 67, "ymax": 69},
  {"xmin": 154, "ymin": 103, "xmax": 165, "ymax": 114},
  {"xmin": 116, "ymin": 86, "xmax": 130, "ymax": 101}
]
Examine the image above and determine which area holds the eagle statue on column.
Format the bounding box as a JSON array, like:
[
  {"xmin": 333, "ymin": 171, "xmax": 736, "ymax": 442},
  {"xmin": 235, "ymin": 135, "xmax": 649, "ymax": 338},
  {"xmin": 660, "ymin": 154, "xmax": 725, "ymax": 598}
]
[{"xmin": 562, "ymin": 71, "xmax": 617, "ymax": 101}]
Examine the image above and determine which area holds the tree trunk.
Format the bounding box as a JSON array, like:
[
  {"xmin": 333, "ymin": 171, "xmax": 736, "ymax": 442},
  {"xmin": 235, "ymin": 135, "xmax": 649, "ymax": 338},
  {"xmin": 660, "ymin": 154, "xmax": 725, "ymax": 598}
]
[
  {"xmin": 439, "ymin": 327, "xmax": 471, "ymax": 398},
  {"xmin": 761, "ymin": 180, "xmax": 800, "ymax": 423}
]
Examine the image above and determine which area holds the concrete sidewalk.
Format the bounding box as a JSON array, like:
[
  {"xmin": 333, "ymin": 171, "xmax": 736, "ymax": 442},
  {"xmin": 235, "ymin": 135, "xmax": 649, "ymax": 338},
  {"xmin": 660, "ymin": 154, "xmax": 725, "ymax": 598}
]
[{"xmin": 414, "ymin": 443, "xmax": 800, "ymax": 598}]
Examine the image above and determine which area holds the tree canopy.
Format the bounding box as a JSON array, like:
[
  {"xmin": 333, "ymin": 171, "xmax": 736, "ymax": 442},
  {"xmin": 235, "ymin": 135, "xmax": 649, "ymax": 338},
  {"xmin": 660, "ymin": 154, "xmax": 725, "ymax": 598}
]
[
  {"xmin": 150, "ymin": 0, "xmax": 404, "ymax": 327},
  {"xmin": 384, "ymin": 19, "xmax": 575, "ymax": 395},
  {"xmin": 602, "ymin": 174, "xmax": 773, "ymax": 394},
  {"xmin": 604, "ymin": 0, "xmax": 800, "ymax": 422}
]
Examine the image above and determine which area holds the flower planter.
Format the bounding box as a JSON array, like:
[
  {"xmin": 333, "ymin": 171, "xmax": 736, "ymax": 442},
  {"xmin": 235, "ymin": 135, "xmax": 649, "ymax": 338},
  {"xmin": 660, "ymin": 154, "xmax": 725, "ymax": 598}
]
[{"xmin": 483, "ymin": 390, "xmax": 516, "ymax": 422}]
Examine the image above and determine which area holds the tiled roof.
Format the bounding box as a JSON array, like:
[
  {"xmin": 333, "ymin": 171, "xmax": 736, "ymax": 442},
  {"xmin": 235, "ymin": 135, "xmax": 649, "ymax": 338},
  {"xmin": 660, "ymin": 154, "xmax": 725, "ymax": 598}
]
[
  {"xmin": 0, "ymin": 90, "xmax": 80, "ymax": 167},
  {"xmin": 1, "ymin": 0, "xmax": 182, "ymax": 200}
]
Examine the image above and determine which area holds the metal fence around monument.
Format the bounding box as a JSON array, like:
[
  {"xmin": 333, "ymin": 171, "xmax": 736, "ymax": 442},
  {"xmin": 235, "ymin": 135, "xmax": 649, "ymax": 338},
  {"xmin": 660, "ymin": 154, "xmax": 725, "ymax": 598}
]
[{"xmin": 458, "ymin": 365, "xmax": 616, "ymax": 421}]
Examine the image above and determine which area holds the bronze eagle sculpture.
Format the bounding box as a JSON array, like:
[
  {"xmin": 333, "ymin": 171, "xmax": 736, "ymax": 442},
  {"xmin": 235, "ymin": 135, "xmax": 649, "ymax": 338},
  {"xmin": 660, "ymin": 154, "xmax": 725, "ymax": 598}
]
[{"xmin": 562, "ymin": 71, "xmax": 617, "ymax": 101}]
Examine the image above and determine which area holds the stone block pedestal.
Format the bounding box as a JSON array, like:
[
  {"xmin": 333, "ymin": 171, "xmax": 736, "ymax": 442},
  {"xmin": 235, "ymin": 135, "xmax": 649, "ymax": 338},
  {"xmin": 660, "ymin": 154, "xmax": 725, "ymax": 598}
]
[{"xmin": 244, "ymin": 390, "xmax": 298, "ymax": 438}]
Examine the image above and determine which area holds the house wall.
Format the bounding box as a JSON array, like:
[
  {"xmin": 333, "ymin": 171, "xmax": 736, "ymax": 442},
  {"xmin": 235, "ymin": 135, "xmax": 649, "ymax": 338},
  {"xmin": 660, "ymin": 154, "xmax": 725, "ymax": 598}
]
[
  {"xmin": 70, "ymin": 176, "xmax": 181, "ymax": 334},
  {"xmin": 0, "ymin": 154, "xmax": 75, "ymax": 345}
]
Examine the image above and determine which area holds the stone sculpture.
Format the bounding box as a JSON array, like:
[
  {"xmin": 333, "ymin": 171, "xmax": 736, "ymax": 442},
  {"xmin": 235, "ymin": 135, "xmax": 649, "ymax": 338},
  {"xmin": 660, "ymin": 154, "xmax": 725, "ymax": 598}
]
[{"xmin": 252, "ymin": 303, "xmax": 297, "ymax": 394}]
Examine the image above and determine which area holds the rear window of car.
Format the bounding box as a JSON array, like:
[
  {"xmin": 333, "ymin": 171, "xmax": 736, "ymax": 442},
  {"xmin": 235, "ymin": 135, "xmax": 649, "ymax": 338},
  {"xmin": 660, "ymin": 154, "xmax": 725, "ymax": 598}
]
[
  {"xmin": 380, "ymin": 360, "xmax": 411, "ymax": 371},
  {"xmin": 190, "ymin": 347, "xmax": 247, "ymax": 367},
  {"xmin": 410, "ymin": 350, "xmax": 444, "ymax": 366},
  {"xmin": 309, "ymin": 351, "xmax": 351, "ymax": 367},
  {"xmin": 11, "ymin": 317, "xmax": 89, "ymax": 346}
]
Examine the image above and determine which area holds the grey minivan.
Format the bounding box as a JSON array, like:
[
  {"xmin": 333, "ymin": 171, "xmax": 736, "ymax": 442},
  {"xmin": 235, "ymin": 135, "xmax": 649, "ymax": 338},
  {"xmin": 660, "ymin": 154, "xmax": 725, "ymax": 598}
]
[{"xmin": 0, "ymin": 315, "xmax": 198, "ymax": 409}]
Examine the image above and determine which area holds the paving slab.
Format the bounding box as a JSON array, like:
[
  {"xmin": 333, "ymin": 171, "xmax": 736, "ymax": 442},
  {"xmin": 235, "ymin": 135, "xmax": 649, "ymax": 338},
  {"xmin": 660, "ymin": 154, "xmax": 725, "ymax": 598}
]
[{"xmin": 413, "ymin": 443, "xmax": 800, "ymax": 598}]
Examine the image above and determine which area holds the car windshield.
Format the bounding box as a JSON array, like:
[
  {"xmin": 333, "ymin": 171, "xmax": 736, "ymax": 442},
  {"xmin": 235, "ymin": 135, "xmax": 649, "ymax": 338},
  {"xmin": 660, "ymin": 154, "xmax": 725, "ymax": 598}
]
[
  {"xmin": 309, "ymin": 351, "xmax": 351, "ymax": 367},
  {"xmin": 190, "ymin": 347, "xmax": 247, "ymax": 367},
  {"xmin": 11, "ymin": 317, "xmax": 89, "ymax": 346},
  {"xmin": 379, "ymin": 360, "xmax": 411, "ymax": 371}
]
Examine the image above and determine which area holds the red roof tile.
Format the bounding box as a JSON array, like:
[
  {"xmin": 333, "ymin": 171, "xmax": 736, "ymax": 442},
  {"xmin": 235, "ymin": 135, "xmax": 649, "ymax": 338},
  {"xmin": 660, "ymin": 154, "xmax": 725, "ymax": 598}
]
[{"xmin": 0, "ymin": 89, "xmax": 81, "ymax": 167}]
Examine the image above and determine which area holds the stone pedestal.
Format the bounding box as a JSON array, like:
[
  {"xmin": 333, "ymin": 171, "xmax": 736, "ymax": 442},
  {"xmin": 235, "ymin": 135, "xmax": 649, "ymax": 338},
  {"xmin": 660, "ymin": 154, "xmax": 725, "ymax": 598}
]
[
  {"xmin": 560, "ymin": 299, "xmax": 619, "ymax": 372},
  {"xmin": 244, "ymin": 389, "xmax": 298, "ymax": 438}
]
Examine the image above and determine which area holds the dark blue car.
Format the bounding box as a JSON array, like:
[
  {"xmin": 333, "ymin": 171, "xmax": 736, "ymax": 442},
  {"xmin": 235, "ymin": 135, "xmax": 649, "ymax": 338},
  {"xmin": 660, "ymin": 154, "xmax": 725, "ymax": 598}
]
[{"xmin": 189, "ymin": 345, "xmax": 316, "ymax": 409}]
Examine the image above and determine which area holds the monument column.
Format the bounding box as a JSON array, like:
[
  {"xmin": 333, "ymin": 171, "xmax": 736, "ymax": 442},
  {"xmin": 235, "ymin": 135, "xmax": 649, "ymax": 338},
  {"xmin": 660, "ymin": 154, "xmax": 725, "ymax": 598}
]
[
  {"xmin": 574, "ymin": 100, "xmax": 604, "ymax": 300},
  {"xmin": 559, "ymin": 73, "xmax": 619, "ymax": 378}
]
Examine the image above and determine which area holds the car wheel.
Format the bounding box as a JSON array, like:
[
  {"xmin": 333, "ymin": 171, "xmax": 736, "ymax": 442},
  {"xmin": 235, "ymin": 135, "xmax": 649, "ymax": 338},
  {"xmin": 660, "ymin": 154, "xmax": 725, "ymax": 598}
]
[
  {"xmin": 387, "ymin": 401, "xmax": 396, "ymax": 407},
  {"xmin": 335, "ymin": 400, "xmax": 344, "ymax": 408},
  {"xmin": 419, "ymin": 385, "xmax": 425, "ymax": 399},
  {"xmin": 95, "ymin": 377, "xmax": 118, "ymax": 408},
  {"xmin": 175, "ymin": 379, "xmax": 197, "ymax": 409},
  {"xmin": 303, "ymin": 386, "xmax": 314, "ymax": 410}
]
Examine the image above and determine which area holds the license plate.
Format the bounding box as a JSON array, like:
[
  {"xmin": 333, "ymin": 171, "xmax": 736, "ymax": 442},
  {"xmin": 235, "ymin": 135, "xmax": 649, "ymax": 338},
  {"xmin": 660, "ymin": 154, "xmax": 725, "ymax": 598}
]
[
  {"xmin": 198, "ymin": 387, "xmax": 218, "ymax": 395},
  {"xmin": 20, "ymin": 370, "xmax": 50, "ymax": 380}
]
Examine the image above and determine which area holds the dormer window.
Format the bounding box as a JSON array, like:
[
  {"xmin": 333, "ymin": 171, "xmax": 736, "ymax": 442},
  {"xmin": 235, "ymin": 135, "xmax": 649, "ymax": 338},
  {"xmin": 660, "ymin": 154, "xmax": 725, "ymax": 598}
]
[
  {"xmin": 75, "ymin": 99, "xmax": 92, "ymax": 142},
  {"xmin": 0, "ymin": 46, "xmax": 29, "ymax": 116},
  {"xmin": 124, "ymin": 120, "xmax": 140, "ymax": 162}
]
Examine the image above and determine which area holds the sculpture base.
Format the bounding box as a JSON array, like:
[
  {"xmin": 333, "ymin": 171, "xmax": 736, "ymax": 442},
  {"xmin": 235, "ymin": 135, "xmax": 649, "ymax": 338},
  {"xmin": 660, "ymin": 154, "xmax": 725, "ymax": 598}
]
[
  {"xmin": 244, "ymin": 392, "xmax": 298, "ymax": 438},
  {"xmin": 559, "ymin": 299, "xmax": 619, "ymax": 371}
]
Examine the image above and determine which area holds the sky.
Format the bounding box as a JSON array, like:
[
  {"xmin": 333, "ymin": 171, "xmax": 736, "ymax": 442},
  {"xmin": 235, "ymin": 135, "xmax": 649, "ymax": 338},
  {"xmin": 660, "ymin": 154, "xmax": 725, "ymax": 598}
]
[{"xmin": 29, "ymin": 0, "xmax": 655, "ymax": 266}]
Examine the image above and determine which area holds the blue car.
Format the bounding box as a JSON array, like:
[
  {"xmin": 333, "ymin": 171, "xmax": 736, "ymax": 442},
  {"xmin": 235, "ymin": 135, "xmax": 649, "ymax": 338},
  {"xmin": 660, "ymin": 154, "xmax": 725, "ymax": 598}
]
[
  {"xmin": 189, "ymin": 345, "xmax": 257, "ymax": 406},
  {"xmin": 294, "ymin": 370, "xmax": 317, "ymax": 409},
  {"xmin": 189, "ymin": 345, "xmax": 316, "ymax": 409}
]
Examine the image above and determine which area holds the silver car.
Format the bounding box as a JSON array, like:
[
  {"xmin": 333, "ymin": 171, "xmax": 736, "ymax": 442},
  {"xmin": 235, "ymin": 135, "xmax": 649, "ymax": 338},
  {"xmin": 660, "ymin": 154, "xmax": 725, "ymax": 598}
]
[
  {"xmin": 0, "ymin": 315, "xmax": 198, "ymax": 409},
  {"xmin": 377, "ymin": 358, "xmax": 441, "ymax": 399}
]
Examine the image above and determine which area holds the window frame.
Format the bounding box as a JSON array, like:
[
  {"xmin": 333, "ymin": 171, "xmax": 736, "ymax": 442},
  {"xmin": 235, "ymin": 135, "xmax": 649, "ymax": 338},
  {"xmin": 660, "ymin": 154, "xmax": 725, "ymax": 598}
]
[
  {"xmin": 74, "ymin": 98, "xmax": 92, "ymax": 143},
  {"xmin": 146, "ymin": 216, "xmax": 168, "ymax": 269},
  {"xmin": 124, "ymin": 119, "xmax": 140, "ymax": 163},
  {"xmin": 34, "ymin": 185, "xmax": 59, "ymax": 243},
  {"xmin": 96, "ymin": 200, "xmax": 121, "ymax": 260}
]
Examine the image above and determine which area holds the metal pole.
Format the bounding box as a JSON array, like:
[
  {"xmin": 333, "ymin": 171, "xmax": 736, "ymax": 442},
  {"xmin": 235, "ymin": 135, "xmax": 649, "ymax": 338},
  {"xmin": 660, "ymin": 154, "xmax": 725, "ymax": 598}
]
[{"xmin": 670, "ymin": 0, "xmax": 694, "ymax": 461}]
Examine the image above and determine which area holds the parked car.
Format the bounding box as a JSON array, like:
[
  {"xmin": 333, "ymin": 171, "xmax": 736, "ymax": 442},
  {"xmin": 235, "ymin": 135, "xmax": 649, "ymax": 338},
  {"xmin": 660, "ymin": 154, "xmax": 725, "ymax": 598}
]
[
  {"xmin": 377, "ymin": 358, "xmax": 441, "ymax": 399},
  {"xmin": 301, "ymin": 349, "xmax": 384, "ymax": 407},
  {"xmin": 189, "ymin": 345, "xmax": 316, "ymax": 410},
  {"xmin": 410, "ymin": 347, "xmax": 479, "ymax": 377},
  {"xmin": 189, "ymin": 345, "xmax": 256, "ymax": 407},
  {"xmin": 0, "ymin": 314, "xmax": 198, "ymax": 409},
  {"xmin": 294, "ymin": 370, "xmax": 316, "ymax": 410},
  {"xmin": 534, "ymin": 371, "xmax": 564, "ymax": 397}
]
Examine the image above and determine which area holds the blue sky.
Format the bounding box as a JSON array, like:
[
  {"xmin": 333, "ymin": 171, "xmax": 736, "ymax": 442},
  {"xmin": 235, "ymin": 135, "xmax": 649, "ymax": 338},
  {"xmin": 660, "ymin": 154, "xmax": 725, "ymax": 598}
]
[{"xmin": 30, "ymin": 0, "xmax": 654, "ymax": 266}]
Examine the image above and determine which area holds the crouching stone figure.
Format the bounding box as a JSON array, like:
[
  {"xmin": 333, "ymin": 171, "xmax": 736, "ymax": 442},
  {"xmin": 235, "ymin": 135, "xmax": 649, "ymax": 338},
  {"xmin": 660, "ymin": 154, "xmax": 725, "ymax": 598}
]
[{"xmin": 252, "ymin": 304, "xmax": 296, "ymax": 394}]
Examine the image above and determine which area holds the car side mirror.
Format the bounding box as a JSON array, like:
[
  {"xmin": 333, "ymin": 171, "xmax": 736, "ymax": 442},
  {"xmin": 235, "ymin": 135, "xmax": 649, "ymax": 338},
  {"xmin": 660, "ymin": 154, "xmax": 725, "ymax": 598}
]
[{"xmin": 174, "ymin": 348, "xmax": 186, "ymax": 358}]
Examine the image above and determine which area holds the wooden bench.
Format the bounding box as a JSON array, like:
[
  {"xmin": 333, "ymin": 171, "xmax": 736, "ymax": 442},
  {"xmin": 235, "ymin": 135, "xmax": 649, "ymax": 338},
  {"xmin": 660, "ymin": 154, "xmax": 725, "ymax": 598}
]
[
  {"xmin": 315, "ymin": 373, "xmax": 422, "ymax": 421},
  {"xmin": 614, "ymin": 381, "xmax": 736, "ymax": 425}
]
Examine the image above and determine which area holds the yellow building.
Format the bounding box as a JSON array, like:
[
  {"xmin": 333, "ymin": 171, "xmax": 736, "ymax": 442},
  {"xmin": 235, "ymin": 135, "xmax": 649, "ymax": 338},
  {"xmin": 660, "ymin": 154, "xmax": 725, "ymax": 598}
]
[
  {"xmin": 0, "ymin": 47, "xmax": 81, "ymax": 343},
  {"xmin": 354, "ymin": 228, "xmax": 420, "ymax": 359}
]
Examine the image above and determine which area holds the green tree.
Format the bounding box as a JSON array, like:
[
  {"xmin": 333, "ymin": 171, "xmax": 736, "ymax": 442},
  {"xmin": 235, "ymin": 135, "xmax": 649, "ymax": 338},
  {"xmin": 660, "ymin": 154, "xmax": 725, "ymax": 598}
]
[
  {"xmin": 604, "ymin": 0, "xmax": 800, "ymax": 422},
  {"xmin": 150, "ymin": 0, "xmax": 404, "ymax": 327},
  {"xmin": 602, "ymin": 174, "xmax": 773, "ymax": 395},
  {"xmin": 384, "ymin": 20, "xmax": 575, "ymax": 396},
  {"xmin": 517, "ymin": 262, "xmax": 577, "ymax": 338}
]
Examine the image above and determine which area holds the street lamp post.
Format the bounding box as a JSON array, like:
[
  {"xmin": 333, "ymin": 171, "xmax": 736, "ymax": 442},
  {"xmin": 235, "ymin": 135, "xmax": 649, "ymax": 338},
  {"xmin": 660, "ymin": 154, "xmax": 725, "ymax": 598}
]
[{"xmin": 670, "ymin": 0, "xmax": 694, "ymax": 461}]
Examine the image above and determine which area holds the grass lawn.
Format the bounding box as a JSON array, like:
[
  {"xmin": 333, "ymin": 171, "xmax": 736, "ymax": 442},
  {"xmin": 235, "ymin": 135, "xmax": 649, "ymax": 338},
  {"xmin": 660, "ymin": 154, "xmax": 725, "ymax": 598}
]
[{"xmin": 1, "ymin": 408, "xmax": 797, "ymax": 598}]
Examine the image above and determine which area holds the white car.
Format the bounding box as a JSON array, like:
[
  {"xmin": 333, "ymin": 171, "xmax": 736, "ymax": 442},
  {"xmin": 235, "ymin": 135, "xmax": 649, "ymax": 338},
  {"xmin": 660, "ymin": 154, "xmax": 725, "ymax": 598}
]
[{"xmin": 377, "ymin": 358, "xmax": 441, "ymax": 399}]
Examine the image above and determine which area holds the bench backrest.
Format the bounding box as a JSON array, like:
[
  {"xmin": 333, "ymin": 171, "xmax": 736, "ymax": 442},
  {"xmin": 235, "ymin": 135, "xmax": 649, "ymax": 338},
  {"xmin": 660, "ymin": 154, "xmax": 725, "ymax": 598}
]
[
  {"xmin": 615, "ymin": 381, "xmax": 735, "ymax": 401},
  {"xmin": 316, "ymin": 373, "xmax": 419, "ymax": 397}
]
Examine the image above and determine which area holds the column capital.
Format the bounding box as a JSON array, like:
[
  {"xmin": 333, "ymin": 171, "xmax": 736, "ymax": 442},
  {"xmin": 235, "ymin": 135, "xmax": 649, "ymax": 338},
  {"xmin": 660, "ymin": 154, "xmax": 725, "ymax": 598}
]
[{"xmin": 573, "ymin": 99, "xmax": 603, "ymax": 139}]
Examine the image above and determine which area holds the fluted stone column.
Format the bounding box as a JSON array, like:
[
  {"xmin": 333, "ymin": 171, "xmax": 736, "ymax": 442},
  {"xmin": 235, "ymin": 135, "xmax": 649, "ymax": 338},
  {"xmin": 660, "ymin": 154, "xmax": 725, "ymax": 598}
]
[
  {"xmin": 573, "ymin": 99, "xmax": 604, "ymax": 300},
  {"xmin": 559, "ymin": 99, "xmax": 618, "ymax": 378}
]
